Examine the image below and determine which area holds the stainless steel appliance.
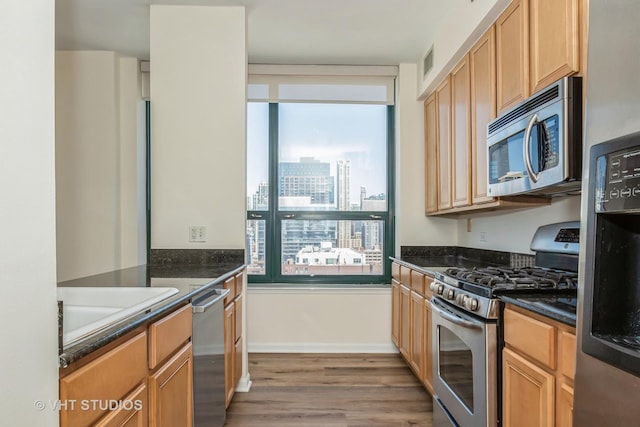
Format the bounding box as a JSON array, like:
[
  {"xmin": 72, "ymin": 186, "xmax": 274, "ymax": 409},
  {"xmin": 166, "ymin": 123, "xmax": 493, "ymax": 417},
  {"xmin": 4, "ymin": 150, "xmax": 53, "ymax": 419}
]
[
  {"xmin": 486, "ymin": 76, "xmax": 582, "ymax": 197},
  {"xmin": 192, "ymin": 288, "xmax": 229, "ymax": 427},
  {"xmin": 573, "ymin": 2, "xmax": 640, "ymax": 425},
  {"xmin": 430, "ymin": 221, "xmax": 580, "ymax": 427}
]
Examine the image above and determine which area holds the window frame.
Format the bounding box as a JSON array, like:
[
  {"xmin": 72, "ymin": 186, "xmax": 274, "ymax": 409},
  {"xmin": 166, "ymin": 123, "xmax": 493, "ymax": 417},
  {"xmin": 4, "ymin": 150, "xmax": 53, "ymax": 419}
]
[{"xmin": 247, "ymin": 103, "xmax": 395, "ymax": 285}]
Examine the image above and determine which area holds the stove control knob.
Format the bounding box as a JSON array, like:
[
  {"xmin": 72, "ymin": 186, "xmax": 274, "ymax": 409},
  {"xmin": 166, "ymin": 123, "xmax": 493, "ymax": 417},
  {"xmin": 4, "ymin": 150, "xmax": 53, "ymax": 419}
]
[
  {"xmin": 437, "ymin": 284, "xmax": 445, "ymax": 295},
  {"xmin": 455, "ymin": 294, "xmax": 468, "ymax": 306},
  {"xmin": 429, "ymin": 282, "xmax": 438, "ymax": 293},
  {"xmin": 465, "ymin": 298, "xmax": 479, "ymax": 312},
  {"xmin": 445, "ymin": 289, "xmax": 455, "ymax": 300}
]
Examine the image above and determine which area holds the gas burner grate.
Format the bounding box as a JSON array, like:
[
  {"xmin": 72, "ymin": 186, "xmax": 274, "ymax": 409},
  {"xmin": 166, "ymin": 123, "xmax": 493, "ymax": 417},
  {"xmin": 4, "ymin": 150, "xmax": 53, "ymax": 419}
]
[{"xmin": 443, "ymin": 266, "xmax": 578, "ymax": 292}]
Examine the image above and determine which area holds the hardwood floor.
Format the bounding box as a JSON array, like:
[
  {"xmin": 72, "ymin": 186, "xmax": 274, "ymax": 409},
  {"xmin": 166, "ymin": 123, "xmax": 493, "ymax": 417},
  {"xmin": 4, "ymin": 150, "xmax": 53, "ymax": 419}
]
[{"xmin": 225, "ymin": 353, "xmax": 433, "ymax": 426}]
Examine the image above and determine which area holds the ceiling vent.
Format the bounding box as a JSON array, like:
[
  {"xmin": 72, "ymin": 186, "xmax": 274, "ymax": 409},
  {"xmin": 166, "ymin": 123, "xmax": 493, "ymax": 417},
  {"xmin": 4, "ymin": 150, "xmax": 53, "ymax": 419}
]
[{"xmin": 423, "ymin": 46, "xmax": 434, "ymax": 78}]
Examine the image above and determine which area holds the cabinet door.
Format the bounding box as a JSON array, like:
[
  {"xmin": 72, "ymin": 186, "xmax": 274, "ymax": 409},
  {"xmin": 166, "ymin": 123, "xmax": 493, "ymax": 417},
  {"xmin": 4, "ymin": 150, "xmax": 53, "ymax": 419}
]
[
  {"xmin": 435, "ymin": 77, "xmax": 452, "ymax": 210},
  {"xmin": 424, "ymin": 94, "xmax": 439, "ymax": 213},
  {"xmin": 399, "ymin": 285, "xmax": 411, "ymax": 358},
  {"xmin": 234, "ymin": 336, "xmax": 243, "ymax": 388},
  {"xmin": 149, "ymin": 343, "xmax": 193, "ymax": 427},
  {"xmin": 451, "ymin": 55, "xmax": 471, "ymax": 207},
  {"xmin": 529, "ymin": 0, "xmax": 580, "ymax": 94},
  {"xmin": 95, "ymin": 383, "xmax": 148, "ymax": 427},
  {"xmin": 470, "ymin": 26, "xmax": 497, "ymax": 205},
  {"xmin": 557, "ymin": 382, "xmax": 574, "ymax": 427},
  {"xmin": 409, "ymin": 291, "xmax": 424, "ymax": 378},
  {"xmin": 224, "ymin": 302, "xmax": 235, "ymax": 407},
  {"xmin": 423, "ymin": 300, "xmax": 433, "ymax": 393},
  {"xmin": 503, "ymin": 348, "xmax": 554, "ymax": 427},
  {"xmin": 391, "ymin": 279, "xmax": 401, "ymax": 347},
  {"xmin": 496, "ymin": 0, "xmax": 529, "ymax": 113},
  {"xmin": 234, "ymin": 293, "xmax": 243, "ymax": 344}
]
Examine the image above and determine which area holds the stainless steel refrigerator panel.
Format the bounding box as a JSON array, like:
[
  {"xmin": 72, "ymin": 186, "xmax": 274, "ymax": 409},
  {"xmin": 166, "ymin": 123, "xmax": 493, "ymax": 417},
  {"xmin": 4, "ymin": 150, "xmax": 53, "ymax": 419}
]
[{"xmin": 575, "ymin": 1, "xmax": 640, "ymax": 425}]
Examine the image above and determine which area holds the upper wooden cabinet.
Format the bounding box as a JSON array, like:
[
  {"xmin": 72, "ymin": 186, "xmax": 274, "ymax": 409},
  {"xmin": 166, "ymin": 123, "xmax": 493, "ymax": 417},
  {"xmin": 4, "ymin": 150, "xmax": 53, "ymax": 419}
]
[
  {"xmin": 496, "ymin": 0, "xmax": 530, "ymax": 114},
  {"xmin": 424, "ymin": 94, "xmax": 438, "ymax": 214},
  {"xmin": 435, "ymin": 77, "xmax": 452, "ymax": 211},
  {"xmin": 529, "ymin": 0, "xmax": 580, "ymax": 94},
  {"xmin": 451, "ymin": 55, "xmax": 472, "ymax": 208},
  {"xmin": 470, "ymin": 26, "xmax": 497, "ymax": 205}
]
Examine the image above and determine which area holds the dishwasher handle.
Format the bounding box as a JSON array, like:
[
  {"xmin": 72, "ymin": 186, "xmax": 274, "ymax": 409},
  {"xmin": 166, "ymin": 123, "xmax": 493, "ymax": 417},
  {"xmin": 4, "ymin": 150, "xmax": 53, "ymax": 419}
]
[{"xmin": 192, "ymin": 288, "xmax": 230, "ymax": 313}]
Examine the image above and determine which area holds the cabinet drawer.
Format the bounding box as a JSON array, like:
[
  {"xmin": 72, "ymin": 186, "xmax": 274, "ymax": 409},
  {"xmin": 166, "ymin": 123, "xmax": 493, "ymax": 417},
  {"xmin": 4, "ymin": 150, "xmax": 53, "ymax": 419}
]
[
  {"xmin": 424, "ymin": 274, "xmax": 434, "ymax": 299},
  {"xmin": 223, "ymin": 276, "xmax": 236, "ymax": 304},
  {"xmin": 94, "ymin": 382, "xmax": 147, "ymax": 427},
  {"xmin": 234, "ymin": 272, "xmax": 244, "ymax": 298},
  {"xmin": 60, "ymin": 332, "xmax": 148, "ymax": 427},
  {"xmin": 400, "ymin": 265, "xmax": 412, "ymax": 287},
  {"xmin": 392, "ymin": 262, "xmax": 400, "ymax": 280},
  {"xmin": 148, "ymin": 304, "xmax": 192, "ymax": 369},
  {"xmin": 559, "ymin": 331, "xmax": 576, "ymax": 381},
  {"xmin": 504, "ymin": 308, "xmax": 556, "ymax": 369},
  {"xmin": 410, "ymin": 270, "xmax": 425, "ymax": 295}
]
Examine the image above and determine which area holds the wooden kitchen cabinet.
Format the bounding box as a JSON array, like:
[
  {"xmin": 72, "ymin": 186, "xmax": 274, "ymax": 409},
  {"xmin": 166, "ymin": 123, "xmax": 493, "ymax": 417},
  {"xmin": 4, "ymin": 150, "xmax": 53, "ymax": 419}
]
[
  {"xmin": 503, "ymin": 305, "xmax": 576, "ymax": 427},
  {"xmin": 435, "ymin": 76, "xmax": 452, "ymax": 211},
  {"xmin": 223, "ymin": 269, "xmax": 246, "ymax": 408},
  {"xmin": 391, "ymin": 279, "xmax": 401, "ymax": 347},
  {"xmin": 149, "ymin": 343, "xmax": 193, "ymax": 427},
  {"xmin": 503, "ymin": 347, "xmax": 555, "ymax": 427},
  {"xmin": 496, "ymin": 0, "xmax": 529, "ymax": 113},
  {"xmin": 399, "ymin": 284, "xmax": 411, "ymax": 359},
  {"xmin": 60, "ymin": 303, "xmax": 194, "ymax": 427},
  {"xmin": 470, "ymin": 26, "xmax": 497, "ymax": 205},
  {"xmin": 529, "ymin": 0, "xmax": 580, "ymax": 94},
  {"xmin": 391, "ymin": 262, "xmax": 435, "ymax": 395},
  {"xmin": 424, "ymin": 94, "xmax": 438, "ymax": 214},
  {"xmin": 451, "ymin": 55, "xmax": 472, "ymax": 208}
]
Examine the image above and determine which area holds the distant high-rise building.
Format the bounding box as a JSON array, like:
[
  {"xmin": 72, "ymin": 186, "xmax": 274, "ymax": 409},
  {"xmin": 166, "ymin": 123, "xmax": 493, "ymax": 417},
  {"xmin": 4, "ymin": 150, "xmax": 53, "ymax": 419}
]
[
  {"xmin": 337, "ymin": 159, "xmax": 351, "ymax": 248},
  {"xmin": 279, "ymin": 157, "xmax": 334, "ymax": 204}
]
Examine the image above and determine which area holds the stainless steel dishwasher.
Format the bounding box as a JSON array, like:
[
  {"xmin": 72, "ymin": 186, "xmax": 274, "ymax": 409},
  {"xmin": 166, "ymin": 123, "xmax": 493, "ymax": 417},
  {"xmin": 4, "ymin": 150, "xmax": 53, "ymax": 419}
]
[{"xmin": 192, "ymin": 287, "xmax": 229, "ymax": 427}]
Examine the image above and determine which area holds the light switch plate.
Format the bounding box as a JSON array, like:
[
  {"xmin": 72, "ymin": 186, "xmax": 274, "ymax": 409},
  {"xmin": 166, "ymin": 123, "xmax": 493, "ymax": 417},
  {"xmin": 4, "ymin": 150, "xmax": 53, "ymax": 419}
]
[{"xmin": 189, "ymin": 225, "xmax": 206, "ymax": 243}]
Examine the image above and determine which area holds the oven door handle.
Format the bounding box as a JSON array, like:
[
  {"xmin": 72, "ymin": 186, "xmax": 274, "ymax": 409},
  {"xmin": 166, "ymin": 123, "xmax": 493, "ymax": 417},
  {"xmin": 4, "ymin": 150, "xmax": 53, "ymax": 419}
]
[
  {"xmin": 431, "ymin": 298, "xmax": 482, "ymax": 330},
  {"xmin": 192, "ymin": 288, "xmax": 230, "ymax": 313}
]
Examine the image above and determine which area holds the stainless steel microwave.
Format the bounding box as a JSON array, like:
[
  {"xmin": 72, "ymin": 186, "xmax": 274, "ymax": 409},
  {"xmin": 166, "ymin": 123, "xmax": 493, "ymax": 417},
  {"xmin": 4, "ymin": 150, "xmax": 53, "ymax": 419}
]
[{"xmin": 486, "ymin": 76, "xmax": 583, "ymax": 197}]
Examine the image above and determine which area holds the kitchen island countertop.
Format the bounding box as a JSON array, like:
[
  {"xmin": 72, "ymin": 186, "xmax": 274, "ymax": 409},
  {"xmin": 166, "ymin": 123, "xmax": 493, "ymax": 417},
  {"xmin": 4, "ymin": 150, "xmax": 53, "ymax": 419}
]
[{"xmin": 58, "ymin": 262, "xmax": 245, "ymax": 367}]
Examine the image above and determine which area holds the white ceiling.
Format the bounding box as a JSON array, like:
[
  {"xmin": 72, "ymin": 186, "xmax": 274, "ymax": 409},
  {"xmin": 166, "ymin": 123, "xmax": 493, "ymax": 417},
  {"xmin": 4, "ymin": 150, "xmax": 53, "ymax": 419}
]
[{"xmin": 55, "ymin": 0, "xmax": 450, "ymax": 65}]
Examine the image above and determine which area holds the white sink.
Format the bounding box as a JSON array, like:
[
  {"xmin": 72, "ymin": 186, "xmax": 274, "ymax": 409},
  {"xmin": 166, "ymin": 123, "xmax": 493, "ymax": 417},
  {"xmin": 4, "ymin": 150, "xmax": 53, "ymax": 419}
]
[{"xmin": 57, "ymin": 287, "xmax": 179, "ymax": 346}]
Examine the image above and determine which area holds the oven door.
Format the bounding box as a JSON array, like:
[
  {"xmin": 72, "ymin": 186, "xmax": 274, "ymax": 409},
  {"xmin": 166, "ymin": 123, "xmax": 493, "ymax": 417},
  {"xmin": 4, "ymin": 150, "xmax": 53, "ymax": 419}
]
[{"xmin": 431, "ymin": 297, "xmax": 497, "ymax": 427}]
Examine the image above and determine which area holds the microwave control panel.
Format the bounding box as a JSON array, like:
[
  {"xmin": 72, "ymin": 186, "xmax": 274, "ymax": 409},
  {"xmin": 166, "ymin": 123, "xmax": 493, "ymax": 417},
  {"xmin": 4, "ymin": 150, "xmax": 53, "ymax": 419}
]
[{"xmin": 595, "ymin": 145, "xmax": 640, "ymax": 212}]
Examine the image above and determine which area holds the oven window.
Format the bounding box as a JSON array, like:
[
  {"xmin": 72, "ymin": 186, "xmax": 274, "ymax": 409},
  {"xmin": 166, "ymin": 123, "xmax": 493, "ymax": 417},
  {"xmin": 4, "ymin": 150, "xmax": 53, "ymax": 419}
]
[
  {"xmin": 488, "ymin": 130, "xmax": 527, "ymax": 185},
  {"xmin": 439, "ymin": 326, "xmax": 474, "ymax": 412}
]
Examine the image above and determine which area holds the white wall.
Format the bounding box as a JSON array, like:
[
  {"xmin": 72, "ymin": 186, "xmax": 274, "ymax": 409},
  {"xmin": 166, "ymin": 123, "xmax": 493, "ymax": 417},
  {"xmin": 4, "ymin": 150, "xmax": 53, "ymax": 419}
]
[
  {"xmin": 418, "ymin": 0, "xmax": 510, "ymax": 98},
  {"xmin": 456, "ymin": 196, "xmax": 582, "ymax": 253},
  {"xmin": 56, "ymin": 52, "xmax": 144, "ymax": 281},
  {"xmin": 150, "ymin": 5, "xmax": 247, "ymax": 250},
  {"xmin": 248, "ymin": 288, "xmax": 395, "ymax": 353},
  {"xmin": 396, "ymin": 63, "xmax": 458, "ymax": 251},
  {"xmin": 0, "ymin": 1, "xmax": 58, "ymax": 425}
]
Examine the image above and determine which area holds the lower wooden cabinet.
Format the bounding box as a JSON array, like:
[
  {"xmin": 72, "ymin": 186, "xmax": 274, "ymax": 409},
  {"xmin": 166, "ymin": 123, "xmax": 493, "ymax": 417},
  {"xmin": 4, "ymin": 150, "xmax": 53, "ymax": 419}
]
[
  {"xmin": 391, "ymin": 263, "xmax": 434, "ymax": 395},
  {"xmin": 224, "ymin": 301, "xmax": 235, "ymax": 407},
  {"xmin": 503, "ymin": 347, "xmax": 555, "ymax": 427},
  {"xmin": 149, "ymin": 343, "xmax": 193, "ymax": 427},
  {"xmin": 502, "ymin": 305, "xmax": 576, "ymax": 427},
  {"xmin": 60, "ymin": 304, "xmax": 194, "ymax": 427}
]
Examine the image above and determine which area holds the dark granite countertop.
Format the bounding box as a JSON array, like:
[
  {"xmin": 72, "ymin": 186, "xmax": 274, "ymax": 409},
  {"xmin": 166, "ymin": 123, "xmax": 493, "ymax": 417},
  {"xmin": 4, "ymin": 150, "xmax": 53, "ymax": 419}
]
[
  {"xmin": 57, "ymin": 262, "xmax": 245, "ymax": 368},
  {"xmin": 391, "ymin": 255, "xmax": 501, "ymax": 275},
  {"xmin": 499, "ymin": 293, "xmax": 577, "ymax": 327}
]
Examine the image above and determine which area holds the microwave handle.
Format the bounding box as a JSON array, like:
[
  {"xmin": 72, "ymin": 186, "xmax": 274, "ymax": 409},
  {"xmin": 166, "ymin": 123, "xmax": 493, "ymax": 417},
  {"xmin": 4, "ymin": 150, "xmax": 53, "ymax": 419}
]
[{"xmin": 523, "ymin": 113, "xmax": 541, "ymax": 183}]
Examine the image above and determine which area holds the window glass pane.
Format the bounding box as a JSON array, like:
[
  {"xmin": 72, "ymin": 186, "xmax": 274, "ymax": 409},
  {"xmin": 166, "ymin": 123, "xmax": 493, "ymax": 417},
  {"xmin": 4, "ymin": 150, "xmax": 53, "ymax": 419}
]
[
  {"xmin": 246, "ymin": 220, "xmax": 266, "ymax": 275},
  {"xmin": 278, "ymin": 103, "xmax": 387, "ymax": 212},
  {"xmin": 247, "ymin": 102, "xmax": 269, "ymax": 210},
  {"xmin": 281, "ymin": 220, "xmax": 384, "ymax": 275}
]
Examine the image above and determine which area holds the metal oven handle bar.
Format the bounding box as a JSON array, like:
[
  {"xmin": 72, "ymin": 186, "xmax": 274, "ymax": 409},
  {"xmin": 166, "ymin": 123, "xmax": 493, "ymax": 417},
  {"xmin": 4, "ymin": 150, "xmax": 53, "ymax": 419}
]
[
  {"xmin": 431, "ymin": 297, "xmax": 482, "ymax": 330},
  {"xmin": 523, "ymin": 113, "xmax": 541, "ymax": 183},
  {"xmin": 192, "ymin": 288, "xmax": 230, "ymax": 313}
]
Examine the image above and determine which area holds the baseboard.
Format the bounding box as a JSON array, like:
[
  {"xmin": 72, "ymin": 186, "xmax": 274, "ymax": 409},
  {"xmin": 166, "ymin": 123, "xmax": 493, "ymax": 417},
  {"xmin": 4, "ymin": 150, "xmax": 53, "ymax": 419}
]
[
  {"xmin": 247, "ymin": 342, "xmax": 399, "ymax": 354},
  {"xmin": 235, "ymin": 373, "xmax": 252, "ymax": 393}
]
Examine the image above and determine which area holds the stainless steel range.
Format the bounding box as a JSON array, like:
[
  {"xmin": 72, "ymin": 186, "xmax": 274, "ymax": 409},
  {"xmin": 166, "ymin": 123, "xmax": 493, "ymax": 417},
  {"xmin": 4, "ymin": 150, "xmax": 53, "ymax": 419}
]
[{"xmin": 430, "ymin": 221, "xmax": 580, "ymax": 427}]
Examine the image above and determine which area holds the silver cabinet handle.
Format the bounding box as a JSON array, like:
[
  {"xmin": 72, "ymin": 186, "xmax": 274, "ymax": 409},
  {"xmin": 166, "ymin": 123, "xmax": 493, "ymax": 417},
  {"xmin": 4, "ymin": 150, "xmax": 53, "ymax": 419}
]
[
  {"xmin": 283, "ymin": 214, "xmax": 295, "ymax": 219},
  {"xmin": 523, "ymin": 113, "xmax": 541, "ymax": 183}
]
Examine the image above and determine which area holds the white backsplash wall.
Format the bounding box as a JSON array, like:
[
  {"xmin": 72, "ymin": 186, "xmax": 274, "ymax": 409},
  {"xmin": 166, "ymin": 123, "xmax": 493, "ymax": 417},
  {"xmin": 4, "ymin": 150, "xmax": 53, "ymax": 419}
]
[{"xmin": 456, "ymin": 196, "xmax": 582, "ymax": 254}]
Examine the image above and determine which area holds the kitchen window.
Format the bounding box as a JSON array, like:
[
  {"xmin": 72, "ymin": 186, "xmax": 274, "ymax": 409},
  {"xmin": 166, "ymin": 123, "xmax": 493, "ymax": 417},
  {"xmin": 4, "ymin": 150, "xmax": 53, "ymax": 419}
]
[{"xmin": 246, "ymin": 67, "xmax": 396, "ymax": 284}]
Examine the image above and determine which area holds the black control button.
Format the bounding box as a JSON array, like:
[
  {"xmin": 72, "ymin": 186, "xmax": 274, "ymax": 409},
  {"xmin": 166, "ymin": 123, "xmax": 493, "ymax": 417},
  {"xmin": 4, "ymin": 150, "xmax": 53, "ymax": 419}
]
[
  {"xmin": 633, "ymin": 187, "xmax": 640, "ymax": 197},
  {"xmin": 610, "ymin": 189, "xmax": 620, "ymax": 199},
  {"xmin": 621, "ymin": 188, "xmax": 632, "ymax": 198}
]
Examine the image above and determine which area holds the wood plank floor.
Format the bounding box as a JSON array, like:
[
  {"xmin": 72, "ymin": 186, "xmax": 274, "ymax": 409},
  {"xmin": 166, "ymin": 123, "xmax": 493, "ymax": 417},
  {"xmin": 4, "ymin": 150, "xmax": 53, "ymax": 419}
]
[{"xmin": 224, "ymin": 353, "xmax": 433, "ymax": 426}]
